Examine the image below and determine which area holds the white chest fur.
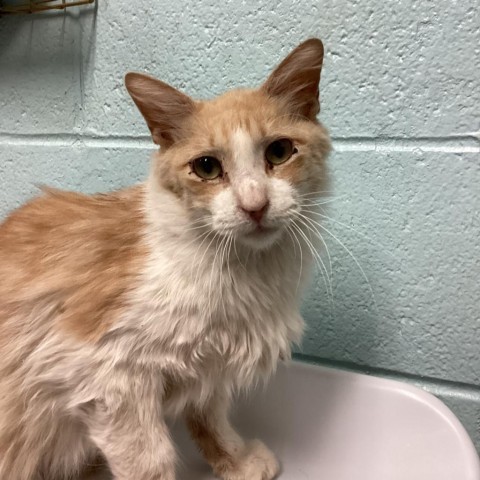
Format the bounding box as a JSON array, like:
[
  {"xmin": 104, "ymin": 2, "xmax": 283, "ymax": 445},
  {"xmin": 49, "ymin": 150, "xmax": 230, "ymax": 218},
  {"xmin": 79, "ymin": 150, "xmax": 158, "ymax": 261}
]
[
  {"xmin": 88, "ymin": 179, "xmax": 317, "ymax": 417},
  {"xmin": 99, "ymin": 221, "xmax": 311, "ymax": 415}
]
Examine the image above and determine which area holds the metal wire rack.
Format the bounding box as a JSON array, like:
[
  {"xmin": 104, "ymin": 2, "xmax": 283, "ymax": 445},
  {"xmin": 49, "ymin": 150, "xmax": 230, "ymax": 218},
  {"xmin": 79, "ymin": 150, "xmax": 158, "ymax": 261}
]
[{"xmin": 0, "ymin": 0, "xmax": 94, "ymax": 15}]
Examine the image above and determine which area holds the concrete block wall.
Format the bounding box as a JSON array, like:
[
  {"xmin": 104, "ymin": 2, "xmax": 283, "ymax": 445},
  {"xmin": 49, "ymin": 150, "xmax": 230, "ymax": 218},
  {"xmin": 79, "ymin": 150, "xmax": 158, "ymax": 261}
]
[{"xmin": 1, "ymin": 0, "xmax": 479, "ymax": 450}]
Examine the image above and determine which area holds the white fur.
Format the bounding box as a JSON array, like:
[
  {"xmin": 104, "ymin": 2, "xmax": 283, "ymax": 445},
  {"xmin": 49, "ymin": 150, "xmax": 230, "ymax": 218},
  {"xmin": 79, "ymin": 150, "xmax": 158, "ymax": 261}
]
[{"xmin": 230, "ymin": 128, "xmax": 268, "ymax": 212}]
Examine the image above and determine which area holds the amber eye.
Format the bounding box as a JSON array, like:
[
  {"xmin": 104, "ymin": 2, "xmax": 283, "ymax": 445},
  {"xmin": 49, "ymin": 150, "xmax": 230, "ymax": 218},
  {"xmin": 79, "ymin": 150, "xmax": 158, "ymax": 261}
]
[
  {"xmin": 265, "ymin": 138, "xmax": 295, "ymax": 166},
  {"xmin": 192, "ymin": 156, "xmax": 223, "ymax": 180}
]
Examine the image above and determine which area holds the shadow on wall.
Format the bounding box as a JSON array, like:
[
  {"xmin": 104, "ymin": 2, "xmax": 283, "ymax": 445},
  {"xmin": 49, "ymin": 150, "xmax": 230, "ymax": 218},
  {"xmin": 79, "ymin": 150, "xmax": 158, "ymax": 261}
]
[{"xmin": 0, "ymin": 2, "xmax": 98, "ymax": 134}]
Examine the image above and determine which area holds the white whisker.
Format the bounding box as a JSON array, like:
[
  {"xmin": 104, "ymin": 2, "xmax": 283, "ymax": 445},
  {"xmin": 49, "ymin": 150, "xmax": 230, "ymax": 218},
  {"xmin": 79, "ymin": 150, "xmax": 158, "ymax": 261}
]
[
  {"xmin": 306, "ymin": 218, "xmax": 378, "ymax": 314},
  {"xmin": 285, "ymin": 225, "xmax": 298, "ymax": 259},
  {"xmin": 225, "ymin": 234, "xmax": 234, "ymax": 284},
  {"xmin": 207, "ymin": 232, "xmax": 224, "ymax": 319},
  {"xmin": 294, "ymin": 211, "xmax": 332, "ymax": 278},
  {"xmin": 287, "ymin": 224, "xmax": 303, "ymax": 294},
  {"xmin": 193, "ymin": 231, "xmax": 219, "ymax": 292},
  {"xmin": 298, "ymin": 189, "xmax": 335, "ymax": 195},
  {"xmin": 300, "ymin": 199, "xmax": 344, "ymax": 208},
  {"xmin": 291, "ymin": 220, "xmax": 333, "ymax": 306},
  {"xmin": 233, "ymin": 236, "xmax": 246, "ymax": 272},
  {"xmin": 303, "ymin": 209, "xmax": 397, "ymax": 260}
]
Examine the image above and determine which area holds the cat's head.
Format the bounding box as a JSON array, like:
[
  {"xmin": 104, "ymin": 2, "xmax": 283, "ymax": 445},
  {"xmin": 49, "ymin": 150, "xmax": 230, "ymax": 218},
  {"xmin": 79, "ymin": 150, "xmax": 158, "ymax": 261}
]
[{"xmin": 126, "ymin": 39, "xmax": 330, "ymax": 250}]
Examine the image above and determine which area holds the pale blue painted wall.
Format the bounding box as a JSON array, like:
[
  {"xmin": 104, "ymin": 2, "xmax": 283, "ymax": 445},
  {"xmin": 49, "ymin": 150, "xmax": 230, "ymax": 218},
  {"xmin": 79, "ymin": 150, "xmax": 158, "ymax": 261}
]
[{"xmin": 1, "ymin": 0, "xmax": 479, "ymax": 449}]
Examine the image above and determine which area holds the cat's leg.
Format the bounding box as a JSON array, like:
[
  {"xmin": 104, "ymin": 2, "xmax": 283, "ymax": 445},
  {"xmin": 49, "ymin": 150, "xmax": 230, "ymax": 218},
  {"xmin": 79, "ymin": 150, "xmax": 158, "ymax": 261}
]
[
  {"xmin": 186, "ymin": 389, "xmax": 279, "ymax": 480},
  {"xmin": 0, "ymin": 397, "xmax": 93, "ymax": 480},
  {"xmin": 86, "ymin": 395, "xmax": 176, "ymax": 480}
]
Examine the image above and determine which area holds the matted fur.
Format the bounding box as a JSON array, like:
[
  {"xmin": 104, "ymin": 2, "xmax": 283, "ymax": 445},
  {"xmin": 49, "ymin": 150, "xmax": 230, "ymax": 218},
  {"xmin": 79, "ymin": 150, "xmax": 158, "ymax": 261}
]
[{"xmin": 0, "ymin": 39, "xmax": 330, "ymax": 480}]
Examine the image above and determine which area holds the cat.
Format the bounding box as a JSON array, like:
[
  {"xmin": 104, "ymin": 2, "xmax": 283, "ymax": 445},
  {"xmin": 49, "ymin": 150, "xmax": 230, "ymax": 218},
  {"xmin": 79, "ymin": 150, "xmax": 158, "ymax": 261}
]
[{"xmin": 0, "ymin": 38, "xmax": 330, "ymax": 480}]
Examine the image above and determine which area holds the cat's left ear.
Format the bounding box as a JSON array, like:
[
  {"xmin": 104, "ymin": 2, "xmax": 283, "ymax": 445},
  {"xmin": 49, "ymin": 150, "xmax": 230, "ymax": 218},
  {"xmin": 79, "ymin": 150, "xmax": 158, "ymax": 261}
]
[
  {"xmin": 261, "ymin": 38, "xmax": 324, "ymax": 120},
  {"xmin": 125, "ymin": 72, "xmax": 195, "ymax": 148}
]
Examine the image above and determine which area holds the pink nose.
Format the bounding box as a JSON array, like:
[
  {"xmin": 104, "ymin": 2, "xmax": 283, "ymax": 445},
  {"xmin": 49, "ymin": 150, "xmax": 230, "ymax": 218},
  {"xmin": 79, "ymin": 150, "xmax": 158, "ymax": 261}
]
[{"xmin": 241, "ymin": 202, "xmax": 269, "ymax": 224}]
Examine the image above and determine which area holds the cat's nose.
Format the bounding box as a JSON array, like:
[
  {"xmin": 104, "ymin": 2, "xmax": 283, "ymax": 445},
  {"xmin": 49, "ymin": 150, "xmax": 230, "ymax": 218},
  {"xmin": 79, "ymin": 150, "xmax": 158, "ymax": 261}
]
[
  {"xmin": 241, "ymin": 202, "xmax": 269, "ymax": 224},
  {"xmin": 235, "ymin": 178, "xmax": 269, "ymax": 223}
]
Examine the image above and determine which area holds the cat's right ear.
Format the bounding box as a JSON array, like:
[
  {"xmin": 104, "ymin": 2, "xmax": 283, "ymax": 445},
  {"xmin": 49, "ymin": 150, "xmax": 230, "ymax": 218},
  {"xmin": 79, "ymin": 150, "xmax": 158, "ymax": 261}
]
[{"xmin": 125, "ymin": 73, "xmax": 195, "ymax": 148}]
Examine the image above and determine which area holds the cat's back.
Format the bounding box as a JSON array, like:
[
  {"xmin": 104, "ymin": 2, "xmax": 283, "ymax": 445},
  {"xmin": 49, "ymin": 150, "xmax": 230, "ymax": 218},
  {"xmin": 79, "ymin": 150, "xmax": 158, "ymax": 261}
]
[
  {"xmin": 0, "ymin": 185, "xmax": 148, "ymax": 340},
  {"xmin": 0, "ymin": 184, "xmax": 144, "ymax": 240}
]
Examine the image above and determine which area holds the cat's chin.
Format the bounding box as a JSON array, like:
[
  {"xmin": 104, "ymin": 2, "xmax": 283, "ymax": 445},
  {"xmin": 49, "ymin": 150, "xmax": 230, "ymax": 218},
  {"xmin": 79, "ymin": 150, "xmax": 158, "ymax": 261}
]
[{"xmin": 237, "ymin": 226, "xmax": 283, "ymax": 250}]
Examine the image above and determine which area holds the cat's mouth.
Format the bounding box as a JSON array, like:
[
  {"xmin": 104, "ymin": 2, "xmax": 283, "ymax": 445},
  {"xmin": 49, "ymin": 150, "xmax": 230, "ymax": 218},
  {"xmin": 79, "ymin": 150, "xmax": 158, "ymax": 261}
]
[
  {"xmin": 239, "ymin": 224, "xmax": 283, "ymax": 249},
  {"xmin": 246, "ymin": 225, "xmax": 277, "ymax": 237}
]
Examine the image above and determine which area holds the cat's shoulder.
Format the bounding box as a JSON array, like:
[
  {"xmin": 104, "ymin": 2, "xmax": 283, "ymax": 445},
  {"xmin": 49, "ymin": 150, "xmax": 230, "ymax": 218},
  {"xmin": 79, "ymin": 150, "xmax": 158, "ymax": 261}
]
[{"xmin": 0, "ymin": 184, "xmax": 149, "ymax": 342}]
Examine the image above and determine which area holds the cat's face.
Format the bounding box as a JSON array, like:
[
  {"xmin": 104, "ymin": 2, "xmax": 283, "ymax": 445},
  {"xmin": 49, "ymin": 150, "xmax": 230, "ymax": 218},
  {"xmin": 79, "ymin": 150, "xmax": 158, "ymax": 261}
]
[
  {"xmin": 151, "ymin": 91, "xmax": 330, "ymax": 250},
  {"xmin": 126, "ymin": 39, "xmax": 330, "ymax": 250}
]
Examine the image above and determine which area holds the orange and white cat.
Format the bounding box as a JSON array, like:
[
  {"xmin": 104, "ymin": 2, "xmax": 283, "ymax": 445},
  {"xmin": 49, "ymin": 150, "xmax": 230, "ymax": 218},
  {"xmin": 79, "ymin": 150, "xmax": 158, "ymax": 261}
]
[{"xmin": 0, "ymin": 39, "xmax": 330, "ymax": 480}]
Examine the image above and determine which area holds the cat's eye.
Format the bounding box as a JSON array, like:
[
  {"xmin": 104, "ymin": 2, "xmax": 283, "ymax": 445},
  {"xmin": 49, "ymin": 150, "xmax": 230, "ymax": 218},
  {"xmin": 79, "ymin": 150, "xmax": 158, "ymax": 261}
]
[
  {"xmin": 192, "ymin": 156, "xmax": 223, "ymax": 180},
  {"xmin": 265, "ymin": 138, "xmax": 295, "ymax": 166}
]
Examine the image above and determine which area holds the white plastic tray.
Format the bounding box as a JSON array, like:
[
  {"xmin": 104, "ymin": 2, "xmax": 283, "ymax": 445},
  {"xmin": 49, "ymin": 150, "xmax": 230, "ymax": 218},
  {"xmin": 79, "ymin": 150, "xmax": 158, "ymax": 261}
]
[{"xmin": 84, "ymin": 362, "xmax": 480, "ymax": 480}]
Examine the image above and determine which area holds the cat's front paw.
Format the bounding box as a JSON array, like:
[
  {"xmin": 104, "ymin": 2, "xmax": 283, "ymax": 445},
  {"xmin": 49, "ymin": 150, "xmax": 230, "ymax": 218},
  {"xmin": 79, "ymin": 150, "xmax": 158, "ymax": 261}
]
[{"xmin": 217, "ymin": 440, "xmax": 280, "ymax": 480}]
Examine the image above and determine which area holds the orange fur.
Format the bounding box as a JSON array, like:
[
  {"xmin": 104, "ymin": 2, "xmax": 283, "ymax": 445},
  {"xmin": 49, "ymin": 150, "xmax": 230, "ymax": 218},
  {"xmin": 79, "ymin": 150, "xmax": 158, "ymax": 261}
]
[
  {"xmin": 0, "ymin": 185, "xmax": 146, "ymax": 342},
  {"xmin": 186, "ymin": 412, "xmax": 236, "ymax": 475}
]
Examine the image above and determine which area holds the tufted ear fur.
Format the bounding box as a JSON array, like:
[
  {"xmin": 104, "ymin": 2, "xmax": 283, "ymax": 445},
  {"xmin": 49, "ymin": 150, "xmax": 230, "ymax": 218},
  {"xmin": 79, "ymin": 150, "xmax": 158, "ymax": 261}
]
[
  {"xmin": 125, "ymin": 72, "xmax": 195, "ymax": 148},
  {"xmin": 261, "ymin": 38, "xmax": 324, "ymax": 120}
]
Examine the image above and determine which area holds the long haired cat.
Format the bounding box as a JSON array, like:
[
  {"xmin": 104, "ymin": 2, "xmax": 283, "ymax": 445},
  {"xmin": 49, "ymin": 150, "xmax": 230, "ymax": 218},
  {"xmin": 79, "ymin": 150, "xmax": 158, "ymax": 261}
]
[{"xmin": 0, "ymin": 38, "xmax": 330, "ymax": 480}]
